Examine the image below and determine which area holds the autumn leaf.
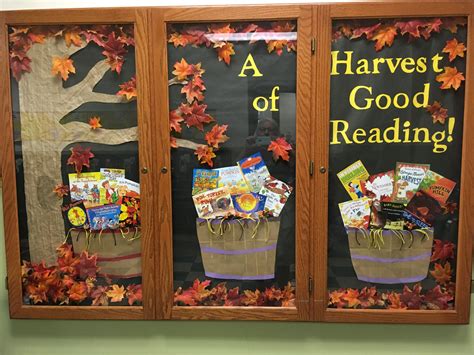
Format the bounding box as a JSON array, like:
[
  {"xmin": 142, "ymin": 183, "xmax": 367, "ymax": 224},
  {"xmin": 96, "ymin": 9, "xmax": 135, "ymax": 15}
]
[
  {"xmin": 75, "ymin": 251, "xmax": 99, "ymax": 279},
  {"xmin": 342, "ymin": 288, "xmax": 360, "ymax": 308},
  {"xmin": 430, "ymin": 262, "xmax": 452, "ymax": 285},
  {"xmin": 387, "ymin": 292, "xmax": 407, "ymax": 309},
  {"xmin": 214, "ymin": 42, "xmax": 235, "ymax": 65},
  {"xmin": 91, "ymin": 285, "xmax": 109, "ymax": 306},
  {"xmin": 117, "ymin": 76, "xmax": 137, "ymax": 101},
  {"xmin": 168, "ymin": 32, "xmax": 190, "ymax": 47},
  {"xmin": 426, "ymin": 101, "xmax": 448, "ymax": 124},
  {"xmin": 195, "ymin": 145, "xmax": 216, "ymax": 167},
  {"xmin": 420, "ymin": 18, "xmax": 443, "ymax": 40},
  {"xmin": 424, "ymin": 285, "xmax": 453, "ymax": 310},
  {"xmin": 63, "ymin": 26, "xmax": 83, "ymax": 47},
  {"xmin": 371, "ymin": 25, "xmax": 397, "ymax": 51},
  {"xmin": 169, "ymin": 110, "xmax": 184, "ymax": 133},
  {"xmin": 209, "ymin": 23, "xmax": 235, "ymax": 34},
  {"xmin": 172, "ymin": 58, "xmax": 193, "ymax": 81},
  {"xmin": 88, "ymin": 116, "xmax": 102, "ymax": 130},
  {"xmin": 28, "ymin": 283, "xmax": 48, "ymax": 304},
  {"xmin": 101, "ymin": 32, "xmax": 127, "ymax": 73},
  {"xmin": 126, "ymin": 284, "xmax": 143, "ymax": 305},
  {"xmin": 170, "ymin": 136, "xmax": 178, "ymax": 148},
  {"xmin": 267, "ymin": 40, "xmax": 287, "ymax": 56},
  {"xmin": 442, "ymin": 38, "xmax": 466, "ymax": 62},
  {"xmin": 51, "ymin": 56, "xmax": 75, "ymax": 81},
  {"xmin": 328, "ymin": 289, "xmax": 347, "ymax": 308},
  {"xmin": 57, "ymin": 248, "xmax": 80, "ymax": 275},
  {"xmin": 69, "ymin": 282, "xmax": 88, "ymax": 303},
  {"xmin": 241, "ymin": 289, "xmax": 264, "ymax": 306},
  {"xmin": 358, "ymin": 287, "xmax": 378, "ymax": 308},
  {"xmin": 436, "ymin": 66, "xmax": 465, "ymax": 90},
  {"xmin": 442, "ymin": 201, "xmax": 458, "ymax": 214},
  {"xmin": 181, "ymin": 76, "xmax": 206, "ymax": 103},
  {"xmin": 431, "ymin": 239, "xmax": 456, "ymax": 262},
  {"xmin": 52, "ymin": 183, "xmax": 69, "ymax": 198},
  {"xmin": 107, "ymin": 284, "xmax": 126, "ymax": 302},
  {"xmin": 400, "ymin": 283, "xmax": 423, "ymax": 309},
  {"xmin": 395, "ymin": 20, "xmax": 424, "ymax": 38},
  {"xmin": 224, "ymin": 287, "xmax": 242, "ymax": 306},
  {"xmin": 205, "ymin": 124, "xmax": 229, "ymax": 148},
  {"xmin": 268, "ymin": 137, "xmax": 292, "ymax": 161},
  {"xmin": 180, "ymin": 102, "xmax": 214, "ymax": 131},
  {"xmin": 442, "ymin": 17, "xmax": 467, "ymax": 34},
  {"xmin": 351, "ymin": 23, "xmax": 381, "ymax": 40},
  {"xmin": 10, "ymin": 56, "xmax": 32, "ymax": 81},
  {"xmin": 67, "ymin": 145, "xmax": 95, "ymax": 174}
]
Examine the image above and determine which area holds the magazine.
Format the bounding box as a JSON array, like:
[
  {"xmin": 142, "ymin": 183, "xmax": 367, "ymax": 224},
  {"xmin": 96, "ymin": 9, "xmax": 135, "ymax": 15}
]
[{"xmin": 337, "ymin": 160, "xmax": 370, "ymax": 200}]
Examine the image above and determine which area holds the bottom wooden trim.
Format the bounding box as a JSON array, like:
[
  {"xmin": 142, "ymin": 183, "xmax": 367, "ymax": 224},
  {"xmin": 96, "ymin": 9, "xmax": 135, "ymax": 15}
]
[
  {"xmin": 11, "ymin": 306, "xmax": 144, "ymax": 320},
  {"xmin": 172, "ymin": 306, "xmax": 298, "ymax": 321},
  {"xmin": 323, "ymin": 308, "xmax": 467, "ymax": 324}
]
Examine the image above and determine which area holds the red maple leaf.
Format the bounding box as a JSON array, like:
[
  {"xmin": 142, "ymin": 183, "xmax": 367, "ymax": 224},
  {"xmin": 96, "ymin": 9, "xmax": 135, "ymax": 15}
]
[
  {"xmin": 395, "ymin": 20, "xmax": 424, "ymax": 38},
  {"xmin": 426, "ymin": 101, "xmax": 448, "ymax": 124},
  {"xmin": 358, "ymin": 286, "xmax": 378, "ymax": 308},
  {"xmin": 430, "ymin": 262, "xmax": 452, "ymax": 285},
  {"xmin": 431, "ymin": 239, "xmax": 455, "ymax": 262},
  {"xmin": 420, "ymin": 18, "xmax": 442, "ymax": 40},
  {"xmin": 351, "ymin": 23, "xmax": 382, "ymax": 40},
  {"xmin": 400, "ymin": 283, "xmax": 423, "ymax": 309},
  {"xmin": 117, "ymin": 76, "xmax": 137, "ymax": 101},
  {"xmin": 268, "ymin": 137, "xmax": 292, "ymax": 161},
  {"xmin": 75, "ymin": 251, "xmax": 99, "ymax": 279},
  {"xmin": 387, "ymin": 292, "xmax": 407, "ymax": 309},
  {"xmin": 181, "ymin": 76, "xmax": 206, "ymax": 103},
  {"xmin": 169, "ymin": 110, "xmax": 184, "ymax": 133},
  {"xmin": 194, "ymin": 145, "xmax": 216, "ymax": 167},
  {"xmin": 424, "ymin": 285, "xmax": 453, "ymax": 310},
  {"xmin": 67, "ymin": 145, "xmax": 95, "ymax": 174},
  {"xmin": 180, "ymin": 102, "xmax": 214, "ymax": 131},
  {"xmin": 329, "ymin": 289, "xmax": 347, "ymax": 308},
  {"xmin": 101, "ymin": 32, "xmax": 127, "ymax": 73},
  {"xmin": 91, "ymin": 285, "xmax": 109, "ymax": 306},
  {"xmin": 126, "ymin": 284, "xmax": 143, "ymax": 305},
  {"xmin": 342, "ymin": 288, "xmax": 360, "ymax": 308},
  {"xmin": 10, "ymin": 56, "xmax": 32, "ymax": 81},
  {"xmin": 205, "ymin": 124, "xmax": 229, "ymax": 148},
  {"xmin": 68, "ymin": 281, "xmax": 88, "ymax": 303}
]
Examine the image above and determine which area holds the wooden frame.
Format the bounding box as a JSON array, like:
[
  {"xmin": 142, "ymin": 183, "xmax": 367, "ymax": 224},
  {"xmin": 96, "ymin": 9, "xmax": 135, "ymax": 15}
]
[
  {"xmin": 157, "ymin": 5, "xmax": 313, "ymax": 321},
  {"xmin": 313, "ymin": 1, "xmax": 474, "ymax": 324},
  {"xmin": 0, "ymin": 8, "xmax": 156, "ymax": 319}
]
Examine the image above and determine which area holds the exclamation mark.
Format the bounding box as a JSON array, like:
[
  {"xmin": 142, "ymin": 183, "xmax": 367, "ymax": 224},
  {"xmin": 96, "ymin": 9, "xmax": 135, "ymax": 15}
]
[{"xmin": 447, "ymin": 117, "xmax": 455, "ymax": 143}]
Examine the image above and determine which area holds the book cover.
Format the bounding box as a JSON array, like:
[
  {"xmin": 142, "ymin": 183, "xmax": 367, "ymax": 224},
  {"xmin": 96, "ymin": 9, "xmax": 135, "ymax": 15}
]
[
  {"xmin": 259, "ymin": 176, "xmax": 293, "ymax": 217},
  {"xmin": 381, "ymin": 202, "xmax": 405, "ymax": 230},
  {"xmin": 406, "ymin": 191, "xmax": 442, "ymax": 226},
  {"xmin": 192, "ymin": 187, "xmax": 235, "ymax": 219},
  {"xmin": 119, "ymin": 196, "xmax": 140, "ymax": 227},
  {"xmin": 237, "ymin": 152, "xmax": 271, "ymax": 193},
  {"xmin": 100, "ymin": 178, "xmax": 140, "ymax": 205},
  {"xmin": 337, "ymin": 160, "xmax": 370, "ymax": 200},
  {"xmin": 338, "ymin": 197, "xmax": 371, "ymax": 229},
  {"xmin": 232, "ymin": 193, "xmax": 266, "ymax": 217},
  {"xmin": 216, "ymin": 166, "xmax": 250, "ymax": 195},
  {"xmin": 100, "ymin": 168, "xmax": 125, "ymax": 181},
  {"xmin": 419, "ymin": 170, "xmax": 456, "ymax": 205},
  {"xmin": 62, "ymin": 201, "xmax": 88, "ymax": 229},
  {"xmin": 192, "ymin": 169, "xmax": 219, "ymax": 196},
  {"xmin": 361, "ymin": 170, "xmax": 394, "ymax": 202},
  {"xmin": 86, "ymin": 204, "xmax": 121, "ymax": 231},
  {"xmin": 393, "ymin": 162, "xmax": 430, "ymax": 204},
  {"xmin": 68, "ymin": 172, "xmax": 102, "ymax": 208},
  {"xmin": 402, "ymin": 210, "xmax": 430, "ymax": 230}
]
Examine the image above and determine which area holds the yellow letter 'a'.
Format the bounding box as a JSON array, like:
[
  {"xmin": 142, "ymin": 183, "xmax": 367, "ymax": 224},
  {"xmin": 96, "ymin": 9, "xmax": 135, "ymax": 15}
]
[{"xmin": 238, "ymin": 54, "xmax": 263, "ymax": 77}]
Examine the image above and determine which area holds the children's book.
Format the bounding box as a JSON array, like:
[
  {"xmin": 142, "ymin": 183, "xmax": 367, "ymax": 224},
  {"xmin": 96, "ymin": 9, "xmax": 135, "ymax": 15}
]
[
  {"xmin": 338, "ymin": 197, "xmax": 371, "ymax": 229},
  {"xmin": 419, "ymin": 170, "xmax": 456, "ymax": 205},
  {"xmin": 259, "ymin": 177, "xmax": 293, "ymax": 217},
  {"xmin": 337, "ymin": 160, "xmax": 370, "ymax": 200},
  {"xmin": 100, "ymin": 178, "xmax": 140, "ymax": 205},
  {"xmin": 393, "ymin": 162, "xmax": 430, "ymax": 203},
  {"xmin": 192, "ymin": 187, "xmax": 235, "ymax": 219},
  {"xmin": 361, "ymin": 170, "xmax": 394, "ymax": 202},
  {"xmin": 119, "ymin": 196, "xmax": 140, "ymax": 227},
  {"xmin": 406, "ymin": 191, "xmax": 442, "ymax": 226},
  {"xmin": 380, "ymin": 202, "xmax": 405, "ymax": 230},
  {"xmin": 232, "ymin": 193, "xmax": 266, "ymax": 217},
  {"xmin": 237, "ymin": 152, "xmax": 271, "ymax": 193},
  {"xmin": 216, "ymin": 166, "xmax": 250, "ymax": 195},
  {"xmin": 192, "ymin": 169, "xmax": 219, "ymax": 196},
  {"xmin": 402, "ymin": 210, "xmax": 430, "ymax": 230},
  {"xmin": 68, "ymin": 172, "xmax": 102, "ymax": 208},
  {"xmin": 86, "ymin": 204, "xmax": 121, "ymax": 231},
  {"xmin": 62, "ymin": 201, "xmax": 88, "ymax": 229},
  {"xmin": 100, "ymin": 168, "xmax": 125, "ymax": 181}
]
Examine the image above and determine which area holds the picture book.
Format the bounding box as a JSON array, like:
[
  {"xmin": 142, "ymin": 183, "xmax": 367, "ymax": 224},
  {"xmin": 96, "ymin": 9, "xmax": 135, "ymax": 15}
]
[
  {"xmin": 119, "ymin": 196, "xmax": 140, "ymax": 227},
  {"xmin": 62, "ymin": 201, "xmax": 88, "ymax": 228},
  {"xmin": 337, "ymin": 160, "xmax": 370, "ymax": 200},
  {"xmin": 259, "ymin": 176, "xmax": 293, "ymax": 217},
  {"xmin": 232, "ymin": 193, "xmax": 266, "ymax": 217},
  {"xmin": 216, "ymin": 166, "xmax": 250, "ymax": 195},
  {"xmin": 402, "ymin": 210, "xmax": 430, "ymax": 230},
  {"xmin": 380, "ymin": 202, "xmax": 405, "ymax": 230},
  {"xmin": 406, "ymin": 191, "xmax": 442, "ymax": 226},
  {"xmin": 338, "ymin": 197, "xmax": 371, "ymax": 229},
  {"xmin": 86, "ymin": 204, "xmax": 121, "ymax": 231},
  {"xmin": 68, "ymin": 172, "xmax": 102, "ymax": 208},
  {"xmin": 101, "ymin": 178, "xmax": 140, "ymax": 205},
  {"xmin": 192, "ymin": 169, "xmax": 219, "ymax": 195},
  {"xmin": 419, "ymin": 170, "xmax": 456, "ymax": 205},
  {"xmin": 393, "ymin": 162, "xmax": 430, "ymax": 203},
  {"xmin": 237, "ymin": 152, "xmax": 271, "ymax": 193},
  {"xmin": 100, "ymin": 168, "xmax": 125, "ymax": 181},
  {"xmin": 361, "ymin": 170, "xmax": 394, "ymax": 202},
  {"xmin": 192, "ymin": 187, "xmax": 235, "ymax": 219}
]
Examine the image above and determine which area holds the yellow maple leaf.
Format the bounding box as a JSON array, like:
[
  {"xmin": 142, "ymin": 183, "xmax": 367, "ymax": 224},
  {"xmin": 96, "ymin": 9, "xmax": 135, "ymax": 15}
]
[{"xmin": 51, "ymin": 56, "xmax": 75, "ymax": 81}]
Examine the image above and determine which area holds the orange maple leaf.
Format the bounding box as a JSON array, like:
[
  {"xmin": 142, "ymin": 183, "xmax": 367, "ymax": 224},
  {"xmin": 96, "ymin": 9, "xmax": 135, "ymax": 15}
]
[
  {"xmin": 181, "ymin": 76, "xmax": 206, "ymax": 103},
  {"xmin": 168, "ymin": 32, "xmax": 189, "ymax": 47},
  {"xmin": 88, "ymin": 116, "xmax": 102, "ymax": 130},
  {"xmin": 180, "ymin": 102, "xmax": 214, "ymax": 131},
  {"xmin": 329, "ymin": 289, "xmax": 346, "ymax": 308},
  {"xmin": 172, "ymin": 58, "xmax": 193, "ymax": 81},
  {"xmin": 214, "ymin": 42, "xmax": 235, "ymax": 65},
  {"xmin": 63, "ymin": 26, "xmax": 83, "ymax": 47},
  {"xmin": 268, "ymin": 137, "xmax": 292, "ymax": 161},
  {"xmin": 387, "ymin": 292, "xmax": 407, "ymax": 309},
  {"xmin": 371, "ymin": 25, "xmax": 397, "ymax": 51},
  {"xmin": 426, "ymin": 101, "xmax": 448, "ymax": 124},
  {"xmin": 117, "ymin": 76, "xmax": 137, "ymax": 101},
  {"xmin": 52, "ymin": 183, "xmax": 69, "ymax": 198},
  {"xmin": 195, "ymin": 145, "xmax": 216, "ymax": 167},
  {"xmin": 69, "ymin": 282, "xmax": 88, "ymax": 303},
  {"xmin": 209, "ymin": 23, "xmax": 235, "ymax": 34},
  {"xmin": 205, "ymin": 124, "xmax": 229, "ymax": 148},
  {"xmin": 267, "ymin": 40, "xmax": 287, "ymax": 56},
  {"xmin": 170, "ymin": 136, "xmax": 178, "ymax": 148},
  {"xmin": 126, "ymin": 284, "xmax": 143, "ymax": 306},
  {"xmin": 436, "ymin": 66, "xmax": 465, "ymax": 90},
  {"xmin": 169, "ymin": 110, "xmax": 184, "ymax": 133},
  {"xmin": 51, "ymin": 56, "xmax": 75, "ymax": 81},
  {"xmin": 106, "ymin": 284, "xmax": 126, "ymax": 302},
  {"xmin": 342, "ymin": 288, "xmax": 360, "ymax": 308},
  {"xmin": 442, "ymin": 38, "xmax": 466, "ymax": 62},
  {"xmin": 430, "ymin": 262, "xmax": 452, "ymax": 285}
]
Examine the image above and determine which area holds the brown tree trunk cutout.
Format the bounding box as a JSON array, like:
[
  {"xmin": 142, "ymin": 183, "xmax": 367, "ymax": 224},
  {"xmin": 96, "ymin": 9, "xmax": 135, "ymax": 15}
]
[{"xmin": 19, "ymin": 38, "xmax": 137, "ymax": 264}]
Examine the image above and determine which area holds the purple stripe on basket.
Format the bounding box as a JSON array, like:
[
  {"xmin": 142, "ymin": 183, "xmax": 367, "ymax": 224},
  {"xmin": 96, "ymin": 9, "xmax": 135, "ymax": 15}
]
[
  {"xmin": 205, "ymin": 272, "xmax": 275, "ymax": 280},
  {"xmin": 201, "ymin": 244, "xmax": 277, "ymax": 255},
  {"xmin": 357, "ymin": 275, "xmax": 427, "ymax": 284},
  {"xmin": 350, "ymin": 251, "xmax": 431, "ymax": 263}
]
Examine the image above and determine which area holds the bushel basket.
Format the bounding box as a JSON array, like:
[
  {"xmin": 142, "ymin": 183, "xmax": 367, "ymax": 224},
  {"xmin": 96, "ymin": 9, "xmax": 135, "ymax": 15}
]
[{"xmin": 196, "ymin": 217, "xmax": 280, "ymax": 280}]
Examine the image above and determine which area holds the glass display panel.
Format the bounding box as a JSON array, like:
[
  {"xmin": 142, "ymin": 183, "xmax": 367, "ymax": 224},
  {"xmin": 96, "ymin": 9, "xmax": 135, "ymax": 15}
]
[
  {"xmin": 167, "ymin": 21, "xmax": 297, "ymax": 307},
  {"xmin": 328, "ymin": 17, "xmax": 467, "ymax": 310},
  {"xmin": 9, "ymin": 25, "xmax": 142, "ymax": 306}
]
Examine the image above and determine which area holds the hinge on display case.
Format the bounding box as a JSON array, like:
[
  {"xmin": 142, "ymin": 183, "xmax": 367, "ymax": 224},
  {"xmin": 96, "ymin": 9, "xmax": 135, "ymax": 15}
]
[
  {"xmin": 309, "ymin": 160, "xmax": 314, "ymax": 176},
  {"xmin": 308, "ymin": 276, "xmax": 313, "ymax": 294},
  {"xmin": 311, "ymin": 37, "xmax": 316, "ymax": 54}
]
